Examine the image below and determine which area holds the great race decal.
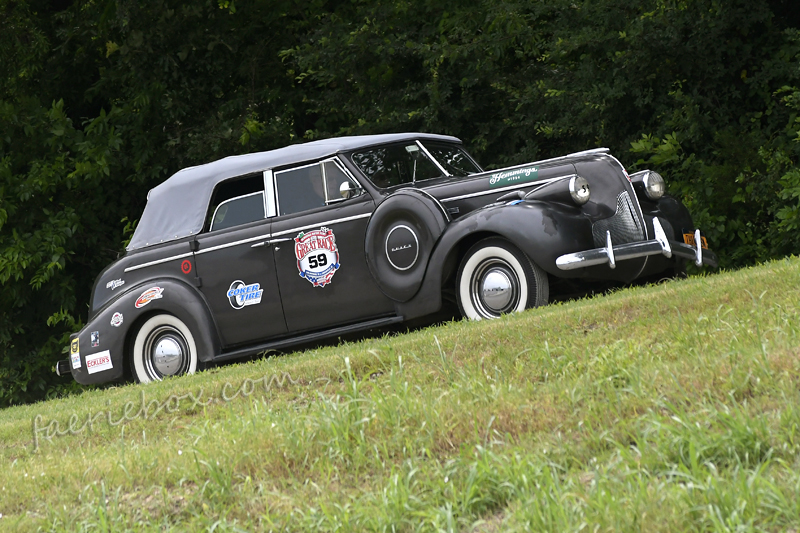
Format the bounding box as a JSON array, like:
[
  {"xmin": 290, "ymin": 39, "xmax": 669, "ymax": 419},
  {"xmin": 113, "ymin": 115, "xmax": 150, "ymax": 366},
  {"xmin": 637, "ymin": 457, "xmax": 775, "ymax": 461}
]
[
  {"xmin": 488, "ymin": 166, "xmax": 539, "ymax": 188},
  {"xmin": 294, "ymin": 227, "xmax": 340, "ymax": 287},
  {"xmin": 227, "ymin": 281, "xmax": 263, "ymax": 309},
  {"xmin": 110, "ymin": 312, "xmax": 123, "ymax": 327},
  {"xmin": 135, "ymin": 286, "xmax": 164, "ymax": 309}
]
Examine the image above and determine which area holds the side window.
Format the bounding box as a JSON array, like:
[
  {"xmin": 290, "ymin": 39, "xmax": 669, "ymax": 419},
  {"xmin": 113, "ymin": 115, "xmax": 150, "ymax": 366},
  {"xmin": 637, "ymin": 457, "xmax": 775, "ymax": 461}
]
[
  {"xmin": 208, "ymin": 174, "xmax": 266, "ymax": 232},
  {"xmin": 323, "ymin": 160, "xmax": 359, "ymax": 203},
  {"xmin": 273, "ymin": 159, "xmax": 361, "ymax": 216},
  {"xmin": 275, "ymin": 164, "xmax": 326, "ymax": 216},
  {"xmin": 350, "ymin": 143, "xmax": 441, "ymax": 188}
]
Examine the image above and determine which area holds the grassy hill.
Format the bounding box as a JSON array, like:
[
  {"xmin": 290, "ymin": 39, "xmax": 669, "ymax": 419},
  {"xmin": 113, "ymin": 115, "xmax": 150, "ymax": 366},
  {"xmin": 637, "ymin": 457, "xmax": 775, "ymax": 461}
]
[{"xmin": 2, "ymin": 257, "xmax": 800, "ymax": 531}]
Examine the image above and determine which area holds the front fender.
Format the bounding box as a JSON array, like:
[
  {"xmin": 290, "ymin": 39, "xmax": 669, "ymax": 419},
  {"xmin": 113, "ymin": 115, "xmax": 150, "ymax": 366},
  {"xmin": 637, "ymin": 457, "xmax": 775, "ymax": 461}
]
[
  {"xmin": 69, "ymin": 279, "xmax": 220, "ymax": 385},
  {"xmin": 440, "ymin": 201, "xmax": 593, "ymax": 275},
  {"xmin": 396, "ymin": 201, "xmax": 593, "ymax": 319}
]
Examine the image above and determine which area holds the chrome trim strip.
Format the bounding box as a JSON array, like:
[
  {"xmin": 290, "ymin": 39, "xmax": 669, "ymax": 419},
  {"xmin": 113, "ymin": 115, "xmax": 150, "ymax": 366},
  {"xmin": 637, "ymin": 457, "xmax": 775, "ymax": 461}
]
[
  {"xmin": 196, "ymin": 233, "xmax": 273, "ymax": 255},
  {"xmin": 441, "ymin": 176, "xmax": 564, "ymax": 203},
  {"xmin": 491, "ymin": 148, "xmax": 609, "ymax": 174},
  {"xmin": 406, "ymin": 187, "xmax": 451, "ymax": 222},
  {"xmin": 385, "ymin": 224, "xmax": 419, "ymax": 271},
  {"xmin": 604, "ymin": 152, "xmax": 648, "ymax": 240},
  {"xmin": 124, "ymin": 252, "xmax": 194, "ymax": 273},
  {"xmin": 271, "ymin": 212, "xmax": 372, "ymax": 238},
  {"xmin": 196, "ymin": 206, "xmax": 371, "ymax": 256}
]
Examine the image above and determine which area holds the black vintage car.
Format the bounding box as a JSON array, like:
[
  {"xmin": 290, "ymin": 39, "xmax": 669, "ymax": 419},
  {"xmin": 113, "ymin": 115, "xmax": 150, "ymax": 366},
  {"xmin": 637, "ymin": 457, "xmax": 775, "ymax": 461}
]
[{"xmin": 58, "ymin": 133, "xmax": 717, "ymax": 384}]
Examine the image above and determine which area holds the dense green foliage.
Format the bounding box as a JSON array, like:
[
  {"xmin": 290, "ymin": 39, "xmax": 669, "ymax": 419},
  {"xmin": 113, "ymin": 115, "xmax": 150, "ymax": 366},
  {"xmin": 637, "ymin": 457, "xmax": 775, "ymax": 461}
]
[{"xmin": 0, "ymin": 0, "xmax": 798, "ymax": 404}]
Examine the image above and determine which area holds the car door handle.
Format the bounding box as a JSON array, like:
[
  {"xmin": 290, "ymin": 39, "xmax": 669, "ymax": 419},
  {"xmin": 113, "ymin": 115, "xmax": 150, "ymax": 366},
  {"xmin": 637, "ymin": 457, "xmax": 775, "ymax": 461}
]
[
  {"xmin": 268, "ymin": 237, "xmax": 293, "ymax": 245},
  {"xmin": 250, "ymin": 241, "xmax": 266, "ymax": 248}
]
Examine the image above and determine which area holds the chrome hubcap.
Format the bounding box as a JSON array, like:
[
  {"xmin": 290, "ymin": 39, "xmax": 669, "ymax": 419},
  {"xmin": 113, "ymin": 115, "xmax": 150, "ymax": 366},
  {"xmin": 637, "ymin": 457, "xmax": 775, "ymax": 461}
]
[
  {"xmin": 481, "ymin": 270, "xmax": 513, "ymax": 310},
  {"xmin": 153, "ymin": 336, "xmax": 184, "ymax": 376},
  {"xmin": 144, "ymin": 325, "xmax": 190, "ymax": 379},
  {"xmin": 470, "ymin": 258, "xmax": 520, "ymax": 318}
]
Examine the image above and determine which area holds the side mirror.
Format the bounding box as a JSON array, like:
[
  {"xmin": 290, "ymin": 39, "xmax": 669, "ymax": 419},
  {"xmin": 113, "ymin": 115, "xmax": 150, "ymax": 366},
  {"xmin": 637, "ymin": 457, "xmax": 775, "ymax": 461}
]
[{"xmin": 339, "ymin": 181, "xmax": 362, "ymax": 200}]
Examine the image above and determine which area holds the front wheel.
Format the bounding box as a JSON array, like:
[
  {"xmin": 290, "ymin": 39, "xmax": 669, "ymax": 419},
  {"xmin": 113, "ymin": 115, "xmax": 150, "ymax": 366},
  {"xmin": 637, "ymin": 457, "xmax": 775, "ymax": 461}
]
[
  {"xmin": 456, "ymin": 238, "xmax": 549, "ymax": 320},
  {"xmin": 132, "ymin": 314, "xmax": 198, "ymax": 383}
]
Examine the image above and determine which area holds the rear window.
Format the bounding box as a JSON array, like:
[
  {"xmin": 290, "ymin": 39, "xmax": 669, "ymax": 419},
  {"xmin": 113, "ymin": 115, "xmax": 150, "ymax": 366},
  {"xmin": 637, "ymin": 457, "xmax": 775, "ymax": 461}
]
[{"xmin": 207, "ymin": 173, "xmax": 265, "ymax": 231}]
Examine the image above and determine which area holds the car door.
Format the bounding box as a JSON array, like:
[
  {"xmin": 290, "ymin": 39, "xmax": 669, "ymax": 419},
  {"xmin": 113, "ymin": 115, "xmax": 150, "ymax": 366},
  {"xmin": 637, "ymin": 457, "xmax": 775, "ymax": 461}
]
[
  {"xmin": 193, "ymin": 172, "xmax": 288, "ymax": 347},
  {"xmin": 268, "ymin": 157, "xmax": 394, "ymax": 333}
]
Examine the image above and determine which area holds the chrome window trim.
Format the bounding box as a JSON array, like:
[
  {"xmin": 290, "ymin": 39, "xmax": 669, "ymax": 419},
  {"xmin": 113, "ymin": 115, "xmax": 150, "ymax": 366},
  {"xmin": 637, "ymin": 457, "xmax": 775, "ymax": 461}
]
[
  {"xmin": 264, "ymin": 170, "xmax": 277, "ymax": 218},
  {"xmin": 415, "ymin": 140, "xmax": 450, "ymax": 177},
  {"xmin": 209, "ymin": 191, "xmax": 265, "ymax": 232},
  {"xmin": 418, "ymin": 140, "xmax": 485, "ymax": 176}
]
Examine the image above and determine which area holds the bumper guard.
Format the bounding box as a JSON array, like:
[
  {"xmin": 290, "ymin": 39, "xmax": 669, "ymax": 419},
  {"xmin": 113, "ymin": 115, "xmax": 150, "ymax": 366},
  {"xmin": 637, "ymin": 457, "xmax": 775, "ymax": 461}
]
[{"xmin": 556, "ymin": 218, "xmax": 718, "ymax": 271}]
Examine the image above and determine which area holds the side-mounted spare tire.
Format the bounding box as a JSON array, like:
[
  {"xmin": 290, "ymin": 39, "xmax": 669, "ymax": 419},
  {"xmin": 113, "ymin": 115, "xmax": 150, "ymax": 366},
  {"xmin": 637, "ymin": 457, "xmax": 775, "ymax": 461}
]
[{"xmin": 365, "ymin": 189, "xmax": 449, "ymax": 302}]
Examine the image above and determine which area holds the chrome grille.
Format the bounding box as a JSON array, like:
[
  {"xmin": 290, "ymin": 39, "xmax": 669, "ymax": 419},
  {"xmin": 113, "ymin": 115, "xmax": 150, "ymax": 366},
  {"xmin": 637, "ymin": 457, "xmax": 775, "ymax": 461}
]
[{"xmin": 592, "ymin": 191, "xmax": 644, "ymax": 247}]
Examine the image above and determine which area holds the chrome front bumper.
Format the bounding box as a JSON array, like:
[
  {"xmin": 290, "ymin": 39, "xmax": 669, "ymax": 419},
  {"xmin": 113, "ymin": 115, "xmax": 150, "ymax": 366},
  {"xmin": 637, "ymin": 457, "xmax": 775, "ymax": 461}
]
[{"xmin": 556, "ymin": 218, "xmax": 718, "ymax": 271}]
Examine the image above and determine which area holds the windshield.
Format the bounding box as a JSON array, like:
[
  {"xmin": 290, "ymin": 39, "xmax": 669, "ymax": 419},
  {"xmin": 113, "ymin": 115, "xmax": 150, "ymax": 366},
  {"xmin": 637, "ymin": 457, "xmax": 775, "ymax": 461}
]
[
  {"xmin": 350, "ymin": 141, "xmax": 483, "ymax": 188},
  {"xmin": 420, "ymin": 141, "xmax": 482, "ymax": 176},
  {"xmin": 350, "ymin": 143, "xmax": 441, "ymax": 188}
]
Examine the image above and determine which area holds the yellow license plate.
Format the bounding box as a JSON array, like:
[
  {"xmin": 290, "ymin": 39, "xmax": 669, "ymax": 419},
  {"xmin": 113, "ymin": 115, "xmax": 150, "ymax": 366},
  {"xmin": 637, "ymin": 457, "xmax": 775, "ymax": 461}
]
[{"xmin": 683, "ymin": 233, "xmax": 708, "ymax": 249}]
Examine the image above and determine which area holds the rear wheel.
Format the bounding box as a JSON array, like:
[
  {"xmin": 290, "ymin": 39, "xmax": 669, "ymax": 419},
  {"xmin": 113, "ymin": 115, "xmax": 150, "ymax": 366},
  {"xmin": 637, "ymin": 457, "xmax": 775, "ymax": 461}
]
[
  {"xmin": 132, "ymin": 314, "xmax": 198, "ymax": 383},
  {"xmin": 457, "ymin": 238, "xmax": 548, "ymax": 320}
]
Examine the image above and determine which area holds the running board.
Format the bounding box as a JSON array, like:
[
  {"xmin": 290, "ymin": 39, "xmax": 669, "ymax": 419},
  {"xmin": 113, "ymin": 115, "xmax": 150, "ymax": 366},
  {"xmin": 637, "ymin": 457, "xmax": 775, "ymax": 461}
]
[{"xmin": 213, "ymin": 316, "xmax": 405, "ymax": 362}]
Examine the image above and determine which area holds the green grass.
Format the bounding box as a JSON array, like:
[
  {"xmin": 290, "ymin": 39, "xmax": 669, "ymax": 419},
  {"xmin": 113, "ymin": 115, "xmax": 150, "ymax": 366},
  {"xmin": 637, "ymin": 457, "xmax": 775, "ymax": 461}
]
[{"xmin": 3, "ymin": 257, "xmax": 800, "ymax": 531}]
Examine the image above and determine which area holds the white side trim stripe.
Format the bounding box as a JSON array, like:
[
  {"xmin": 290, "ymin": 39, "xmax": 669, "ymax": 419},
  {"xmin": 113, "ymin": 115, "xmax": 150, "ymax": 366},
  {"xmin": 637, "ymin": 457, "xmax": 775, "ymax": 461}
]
[{"xmin": 124, "ymin": 212, "xmax": 373, "ymax": 270}]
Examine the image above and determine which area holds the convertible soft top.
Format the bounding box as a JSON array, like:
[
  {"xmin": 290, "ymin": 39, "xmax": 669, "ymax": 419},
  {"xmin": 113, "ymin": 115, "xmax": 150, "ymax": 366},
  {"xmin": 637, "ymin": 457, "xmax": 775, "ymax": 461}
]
[{"xmin": 127, "ymin": 133, "xmax": 459, "ymax": 251}]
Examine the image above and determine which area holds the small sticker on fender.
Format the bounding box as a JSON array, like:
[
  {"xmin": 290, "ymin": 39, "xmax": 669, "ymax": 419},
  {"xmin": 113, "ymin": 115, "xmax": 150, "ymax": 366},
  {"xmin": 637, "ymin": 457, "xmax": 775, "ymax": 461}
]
[
  {"xmin": 86, "ymin": 350, "xmax": 113, "ymax": 374},
  {"xmin": 135, "ymin": 287, "xmax": 164, "ymax": 308}
]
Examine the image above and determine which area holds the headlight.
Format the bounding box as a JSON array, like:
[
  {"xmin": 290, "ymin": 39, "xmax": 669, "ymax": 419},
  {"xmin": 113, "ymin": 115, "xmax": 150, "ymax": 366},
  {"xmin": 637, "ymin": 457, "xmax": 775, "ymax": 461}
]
[
  {"xmin": 643, "ymin": 171, "xmax": 665, "ymax": 200},
  {"xmin": 569, "ymin": 175, "xmax": 591, "ymax": 205}
]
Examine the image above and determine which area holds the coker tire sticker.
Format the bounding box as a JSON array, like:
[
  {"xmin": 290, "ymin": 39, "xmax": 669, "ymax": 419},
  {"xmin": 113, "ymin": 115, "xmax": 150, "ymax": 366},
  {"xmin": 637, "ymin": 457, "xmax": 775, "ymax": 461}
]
[
  {"xmin": 295, "ymin": 227, "xmax": 340, "ymax": 287},
  {"xmin": 227, "ymin": 280, "xmax": 263, "ymax": 309}
]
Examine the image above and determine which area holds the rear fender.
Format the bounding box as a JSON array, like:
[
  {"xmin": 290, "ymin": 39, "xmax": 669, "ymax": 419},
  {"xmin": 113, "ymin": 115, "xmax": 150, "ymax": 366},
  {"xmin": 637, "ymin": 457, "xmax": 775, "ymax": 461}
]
[{"xmin": 69, "ymin": 279, "xmax": 220, "ymax": 385}]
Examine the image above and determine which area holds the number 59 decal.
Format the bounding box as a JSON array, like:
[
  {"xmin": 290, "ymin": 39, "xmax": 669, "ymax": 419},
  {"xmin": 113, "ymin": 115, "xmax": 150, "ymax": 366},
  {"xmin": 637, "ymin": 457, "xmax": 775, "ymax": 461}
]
[{"xmin": 294, "ymin": 228, "xmax": 340, "ymax": 287}]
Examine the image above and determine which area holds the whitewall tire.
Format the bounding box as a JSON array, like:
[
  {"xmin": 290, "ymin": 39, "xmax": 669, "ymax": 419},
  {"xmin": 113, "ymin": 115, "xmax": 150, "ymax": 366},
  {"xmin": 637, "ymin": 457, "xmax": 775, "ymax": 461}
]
[
  {"xmin": 456, "ymin": 238, "xmax": 548, "ymax": 320},
  {"xmin": 132, "ymin": 314, "xmax": 198, "ymax": 383}
]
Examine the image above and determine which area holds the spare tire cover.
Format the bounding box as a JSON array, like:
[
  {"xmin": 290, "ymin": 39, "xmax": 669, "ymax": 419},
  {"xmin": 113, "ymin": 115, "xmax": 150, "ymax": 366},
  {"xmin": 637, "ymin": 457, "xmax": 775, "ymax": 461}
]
[{"xmin": 365, "ymin": 189, "xmax": 449, "ymax": 302}]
